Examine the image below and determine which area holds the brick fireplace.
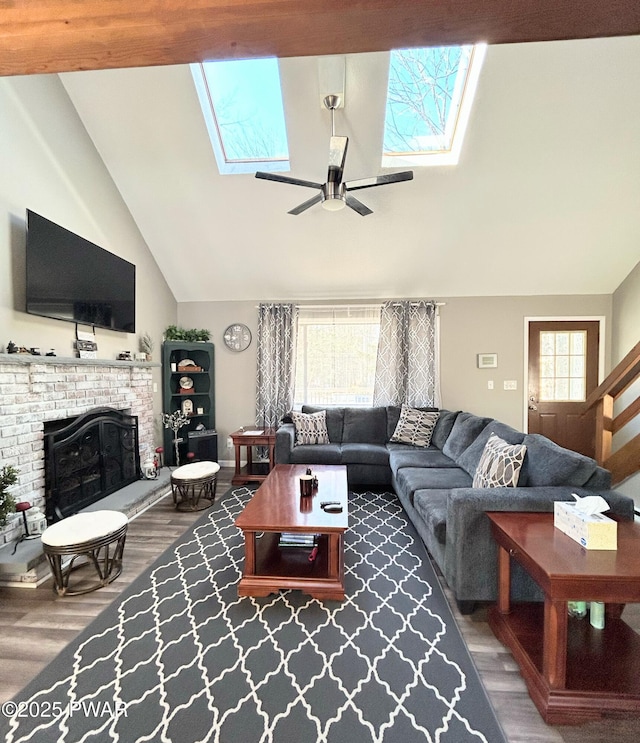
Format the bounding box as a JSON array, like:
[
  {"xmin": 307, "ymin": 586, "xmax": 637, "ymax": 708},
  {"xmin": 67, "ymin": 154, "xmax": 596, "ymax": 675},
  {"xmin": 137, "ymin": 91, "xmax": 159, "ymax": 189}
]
[{"xmin": 0, "ymin": 355, "xmax": 155, "ymax": 545}]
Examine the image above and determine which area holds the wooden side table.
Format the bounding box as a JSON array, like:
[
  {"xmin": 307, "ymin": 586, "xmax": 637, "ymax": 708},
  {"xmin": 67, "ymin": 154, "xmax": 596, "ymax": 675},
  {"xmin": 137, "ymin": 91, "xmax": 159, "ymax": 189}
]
[
  {"xmin": 487, "ymin": 511, "xmax": 640, "ymax": 724},
  {"xmin": 230, "ymin": 427, "xmax": 276, "ymax": 485}
]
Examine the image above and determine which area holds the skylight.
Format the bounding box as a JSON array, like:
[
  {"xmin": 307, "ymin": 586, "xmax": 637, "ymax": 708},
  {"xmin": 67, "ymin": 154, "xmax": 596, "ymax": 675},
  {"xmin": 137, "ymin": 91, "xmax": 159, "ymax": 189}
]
[
  {"xmin": 191, "ymin": 58, "xmax": 290, "ymax": 175},
  {"xmin": 382, "ymin": 44, "xmax": 486, "ymax": 167}
]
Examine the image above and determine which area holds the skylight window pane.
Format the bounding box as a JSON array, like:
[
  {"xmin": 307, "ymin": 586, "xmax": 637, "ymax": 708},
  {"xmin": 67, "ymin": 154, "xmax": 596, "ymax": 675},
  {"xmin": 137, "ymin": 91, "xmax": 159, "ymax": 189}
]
[
  {"xmin": 191, "ymin": 58, "xmax": 290, "ymax": 175},
  {"xmin": 382, "ymin": 44, "xmax": 485, "ymax": 167}
]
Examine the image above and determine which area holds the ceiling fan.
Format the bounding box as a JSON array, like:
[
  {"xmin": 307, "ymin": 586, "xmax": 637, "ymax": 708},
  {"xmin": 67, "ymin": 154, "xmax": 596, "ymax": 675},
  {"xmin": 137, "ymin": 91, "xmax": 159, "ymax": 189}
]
[{"xmin": 255, "ymin": 95, "xmax": 413, "ymax": 216}]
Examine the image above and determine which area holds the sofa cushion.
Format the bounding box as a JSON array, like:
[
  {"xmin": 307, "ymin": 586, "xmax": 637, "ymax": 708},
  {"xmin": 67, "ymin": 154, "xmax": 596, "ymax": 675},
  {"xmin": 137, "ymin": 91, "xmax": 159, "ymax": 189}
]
[
  {"xmin": 291, "ymin": 410, "xmax": 329, "ymax": 446},
  {"xmin": 342, "ymin": 406, "xmax": 388, "ymax": 445},
  {"xmin": 390, "ymin": 405, "xmax": 439, "ymax": 448},
  {"xmin": 395, "ymin": 466, "xmax": 472, "ymax": 503},
  {"xmin": 302, "ymin": 406, "xmax": 345, "ymax": 443},
  {"xmin": 290, "ymin": 443, "xmax": 342, "ymax": 465},
  {"xmin": 430, "ymin": 410, "xmax": 460, "ymax": 450},
  {"xmin": 386, "ymin": 405, "xmax": 438, "ymax": 441},
  {"xmin": 472, "ymin": 433, "xmax": 527, "ymax": 488},
  {"xmin": 521, "ymin": 434, "xmax": 597, "ymax": 486},
  {"xmin": 441, "ymin": 412, "xmax": 494, "ymax": 460},
  {"xmin": 388, "ymin": 445, "xmax": 458, "ymax": 473},
  {"xmin": 457, "ymin": 421, "xmax": 525, "ymax": 477},
  {"xmin": 413, "ymin": 490, "xmax": 449, "ymax": 546},
  {"xmin": 583, "ymin": 466, "xmax": 612, "ymax": 490},
  {"xmin": 341, "ymin": 443, "xmax": 390, "ymax": 466}
]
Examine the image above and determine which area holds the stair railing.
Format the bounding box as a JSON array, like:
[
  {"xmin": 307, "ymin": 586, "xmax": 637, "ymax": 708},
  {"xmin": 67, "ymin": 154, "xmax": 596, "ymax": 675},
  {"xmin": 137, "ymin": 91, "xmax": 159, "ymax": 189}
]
[{"xmin": 583, "ymin": 340, "xmax": 640, "ymax": 486}]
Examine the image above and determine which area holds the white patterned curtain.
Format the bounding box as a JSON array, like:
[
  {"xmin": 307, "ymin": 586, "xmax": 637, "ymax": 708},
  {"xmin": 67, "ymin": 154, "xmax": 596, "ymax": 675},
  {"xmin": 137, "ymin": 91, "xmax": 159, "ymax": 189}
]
[
  {"xmin": 255, "ymin": 303, "xmax": 299, "ymax": 428},
  {"xmin": 373, "ymin": 300, "xmax": 440, "ymax": 407}
]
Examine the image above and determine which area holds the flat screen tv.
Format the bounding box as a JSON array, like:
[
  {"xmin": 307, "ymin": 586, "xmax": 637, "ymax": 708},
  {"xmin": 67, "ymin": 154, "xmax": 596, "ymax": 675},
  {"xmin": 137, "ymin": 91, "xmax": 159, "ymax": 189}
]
[{"xmin": 25, "ymin": 210, "xmax": 136, "ymax": 333}]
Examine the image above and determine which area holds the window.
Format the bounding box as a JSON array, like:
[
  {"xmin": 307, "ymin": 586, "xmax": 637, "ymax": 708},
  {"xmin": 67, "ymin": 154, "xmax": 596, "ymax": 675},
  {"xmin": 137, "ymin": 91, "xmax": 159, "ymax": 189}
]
[
  {"xmin": 382, "ymin": 44, "xmax": 486, "ymax": 167},
  {"xmin": 191, "ymin": 58, "xmax": 290, "ymax": 175},
  {"xmin": 538, "ymin": 331, "xmax": 587, "ymax": 402},
  {"xmin": 294, "ymin": 306, "xmax": 381, "ymax": 407}
]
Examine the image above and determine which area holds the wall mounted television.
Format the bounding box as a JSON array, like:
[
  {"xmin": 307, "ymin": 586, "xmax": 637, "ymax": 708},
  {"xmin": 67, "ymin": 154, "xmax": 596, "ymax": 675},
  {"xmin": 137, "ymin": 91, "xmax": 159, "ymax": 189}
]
[{"xmin": 25, "ymin": 210, "xmax": 136, "ymax": 333}]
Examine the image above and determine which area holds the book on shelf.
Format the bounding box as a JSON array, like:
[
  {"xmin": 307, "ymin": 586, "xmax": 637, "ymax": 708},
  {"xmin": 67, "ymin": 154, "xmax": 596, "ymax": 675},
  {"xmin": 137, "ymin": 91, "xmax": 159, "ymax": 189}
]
[{"xmin": 278, "ymin": 532, "xmax": 318, "ymax": 549}]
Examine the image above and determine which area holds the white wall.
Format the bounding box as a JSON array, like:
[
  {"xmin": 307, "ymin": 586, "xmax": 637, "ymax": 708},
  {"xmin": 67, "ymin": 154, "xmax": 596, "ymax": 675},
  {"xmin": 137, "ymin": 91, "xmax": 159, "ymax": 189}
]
[
  {"xmin": 179, "ymin": 294, "xmax": 612, "ymax": 460},
  {"xmin": 0, "ymin": 74, "xmax": 177, "ymax": 442}
]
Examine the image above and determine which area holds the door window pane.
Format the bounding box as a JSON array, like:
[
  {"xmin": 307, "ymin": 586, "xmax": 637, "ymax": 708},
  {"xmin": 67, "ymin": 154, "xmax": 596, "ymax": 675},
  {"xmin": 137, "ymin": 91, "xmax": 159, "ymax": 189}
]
[
  {"xmin": 570, "ymin": 378, "xmax": 585, "ymax": 401},
  {"xmin": 538, "ymin": 330, "xmax": 587, "ymax": 402}
]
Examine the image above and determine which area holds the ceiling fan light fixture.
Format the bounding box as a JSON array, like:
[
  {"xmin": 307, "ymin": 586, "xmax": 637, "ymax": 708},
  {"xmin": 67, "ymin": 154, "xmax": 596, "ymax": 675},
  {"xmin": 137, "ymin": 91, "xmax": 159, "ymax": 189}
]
[
  {"xmin": 321, "ymin": 180, "xmax": 346, "ymax": 210},
  {"xmin": 256, "ymin": 91, "xmax": 413, "ymax": 215},
  {"xmin": 321, "ymin": 194, "xmax": 346, "ymax": 211}
]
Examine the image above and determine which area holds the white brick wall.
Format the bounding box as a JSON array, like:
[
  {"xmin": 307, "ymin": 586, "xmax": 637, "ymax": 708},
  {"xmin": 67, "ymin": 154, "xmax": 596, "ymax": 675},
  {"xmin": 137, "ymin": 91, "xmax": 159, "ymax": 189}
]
[{"xmin": 0, "ymin": 356, "xmax": 155, "ymax": 542}]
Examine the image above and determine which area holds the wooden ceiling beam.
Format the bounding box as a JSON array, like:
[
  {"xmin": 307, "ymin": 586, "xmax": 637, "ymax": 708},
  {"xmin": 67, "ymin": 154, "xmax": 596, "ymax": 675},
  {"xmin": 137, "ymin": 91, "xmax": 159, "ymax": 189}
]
[{"xmin": 1, "ymin": 0, "xmax": 639, "ymax": 77}]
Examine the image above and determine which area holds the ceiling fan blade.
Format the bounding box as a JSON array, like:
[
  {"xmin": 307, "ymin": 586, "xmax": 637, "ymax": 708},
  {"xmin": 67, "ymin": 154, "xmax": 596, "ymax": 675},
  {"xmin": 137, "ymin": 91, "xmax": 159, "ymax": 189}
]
[
  {"xmin": 327, "ymin": 136, "xmax": 348, "ymax": 183},
  {"xmin": 345, "ymin": 170, "xmax": 414, "ymax": 191},
  {"xmin": 288, "ymin": 193, "xmax": 323, "ymax": 215},
  {"xmin": 255, "ymin": 171, "xmax": 323, "ymax": 190},
  {"xmin": 345, "ymin": 194, "xmax": 373, "ymax": 216}
]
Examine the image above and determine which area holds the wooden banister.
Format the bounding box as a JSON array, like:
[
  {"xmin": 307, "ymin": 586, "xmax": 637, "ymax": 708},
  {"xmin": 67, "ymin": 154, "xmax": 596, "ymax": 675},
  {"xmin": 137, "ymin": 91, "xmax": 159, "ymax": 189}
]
[{"xmin": 584, "ymin": 340, "xmax": 640, "ymax": 486}]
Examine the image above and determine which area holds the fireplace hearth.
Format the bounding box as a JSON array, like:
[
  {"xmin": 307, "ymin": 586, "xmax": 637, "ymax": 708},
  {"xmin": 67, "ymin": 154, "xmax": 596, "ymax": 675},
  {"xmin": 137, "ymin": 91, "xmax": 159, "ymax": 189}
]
[{"xmin": 44, "ymin": 407, "xmax": 140, "ymax": 523}]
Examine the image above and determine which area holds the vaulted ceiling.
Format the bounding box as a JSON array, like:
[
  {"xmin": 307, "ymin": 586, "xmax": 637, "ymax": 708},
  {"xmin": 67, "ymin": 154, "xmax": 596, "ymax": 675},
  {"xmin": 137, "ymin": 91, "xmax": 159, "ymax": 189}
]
[{"xmin": 4, "ymin": 3, "xmax": 640, "ymax": 302}]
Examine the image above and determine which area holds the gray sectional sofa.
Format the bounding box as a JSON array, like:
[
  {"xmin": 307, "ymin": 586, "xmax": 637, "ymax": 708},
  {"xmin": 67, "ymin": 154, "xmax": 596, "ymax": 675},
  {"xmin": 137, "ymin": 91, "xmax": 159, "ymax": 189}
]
[{"xmin": 275, "ymin": 405, "xmax": 635, "ymax": 612}]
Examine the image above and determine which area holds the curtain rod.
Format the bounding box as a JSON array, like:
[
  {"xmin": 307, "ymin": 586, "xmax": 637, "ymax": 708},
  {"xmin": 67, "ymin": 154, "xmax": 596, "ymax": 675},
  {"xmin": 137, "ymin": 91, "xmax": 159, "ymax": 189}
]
[{"xmin": 256, "ymin": 302, "xmax": 447, "ymax": 309}]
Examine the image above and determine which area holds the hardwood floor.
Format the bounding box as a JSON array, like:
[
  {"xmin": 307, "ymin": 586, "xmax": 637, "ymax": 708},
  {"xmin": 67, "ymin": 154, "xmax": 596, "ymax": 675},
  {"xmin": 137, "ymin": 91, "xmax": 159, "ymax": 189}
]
[{"xmin": 1, "ymin": 469, "xmax": 639, "ymax": 742}]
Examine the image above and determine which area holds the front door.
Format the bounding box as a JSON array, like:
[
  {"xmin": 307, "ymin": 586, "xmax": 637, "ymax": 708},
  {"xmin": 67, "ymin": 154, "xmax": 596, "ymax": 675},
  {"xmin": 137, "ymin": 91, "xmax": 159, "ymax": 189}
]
[{"xmin": 527, "ymin": 320, "xmax": 600, "ymax": 458}]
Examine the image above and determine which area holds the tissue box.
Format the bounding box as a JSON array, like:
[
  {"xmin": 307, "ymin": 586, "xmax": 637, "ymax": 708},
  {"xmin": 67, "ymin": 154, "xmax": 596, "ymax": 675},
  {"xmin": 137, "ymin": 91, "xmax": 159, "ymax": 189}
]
[{"xmin": 553, "ymin": 501, "xmax": 617, "ymax": 550}]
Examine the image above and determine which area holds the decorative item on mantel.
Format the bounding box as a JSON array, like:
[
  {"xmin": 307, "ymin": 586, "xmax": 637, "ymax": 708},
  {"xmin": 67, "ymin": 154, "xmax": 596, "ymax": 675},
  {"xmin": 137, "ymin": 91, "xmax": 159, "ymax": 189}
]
[
  {"xmin": 163, "ymin": 325, "xmax": 211, "ymax": 342},
  {"xmin": 76, "ymin": 329, "xmax": 98, "ymax": 359},
  {"xmin": 162, "ymin": 410, "xmax": 189, "ymax": 467},
  {"xmin": 140, "ymin": 331, "xmax": 154, "ymax": 361}
]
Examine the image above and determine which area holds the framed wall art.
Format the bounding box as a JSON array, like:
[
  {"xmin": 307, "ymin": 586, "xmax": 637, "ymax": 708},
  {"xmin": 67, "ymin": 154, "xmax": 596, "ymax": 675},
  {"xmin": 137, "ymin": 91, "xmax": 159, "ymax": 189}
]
[{"xmin": 477, "ymin": 353, "xmax": 498, "ymax": 369}]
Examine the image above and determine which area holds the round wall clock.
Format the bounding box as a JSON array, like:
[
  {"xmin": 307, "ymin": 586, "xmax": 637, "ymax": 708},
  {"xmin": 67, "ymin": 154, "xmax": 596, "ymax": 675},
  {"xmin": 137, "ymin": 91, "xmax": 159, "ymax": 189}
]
[{"xmin": 223, "ymin": 323, "xmax": 252, "ymax": 352}]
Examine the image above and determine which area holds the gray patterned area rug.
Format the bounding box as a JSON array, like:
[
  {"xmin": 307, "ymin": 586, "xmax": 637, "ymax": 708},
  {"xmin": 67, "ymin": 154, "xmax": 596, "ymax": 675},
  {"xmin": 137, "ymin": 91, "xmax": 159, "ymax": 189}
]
[{"xmin": 1, "ymin": 488, "xmax": 507, "ymax": 743}]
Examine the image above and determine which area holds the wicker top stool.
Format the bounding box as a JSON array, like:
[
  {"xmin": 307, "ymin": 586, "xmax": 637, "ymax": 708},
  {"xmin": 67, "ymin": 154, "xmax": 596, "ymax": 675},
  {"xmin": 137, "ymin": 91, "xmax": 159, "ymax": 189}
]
[
  {"xmin": 171, "ymin": 460, "xmax": 220, "ymax": 511},
  {"xmin": 41, "ymin": 510, "xmax": 128, "ymax": 596}
]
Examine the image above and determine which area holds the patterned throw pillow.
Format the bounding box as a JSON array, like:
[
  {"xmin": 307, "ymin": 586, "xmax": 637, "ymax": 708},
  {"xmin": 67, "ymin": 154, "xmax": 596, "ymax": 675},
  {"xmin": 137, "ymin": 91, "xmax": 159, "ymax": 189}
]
[
  {"xmin": 390, "ymin": 405, "xmax": 439, "ymax": 448},
  {"xmin": 472, "ymin": 433, "xmax": 527, "ymax": 488},
  {"xmin": 291, "ymin": 410, "xmax": 330, "ymax": 446}
]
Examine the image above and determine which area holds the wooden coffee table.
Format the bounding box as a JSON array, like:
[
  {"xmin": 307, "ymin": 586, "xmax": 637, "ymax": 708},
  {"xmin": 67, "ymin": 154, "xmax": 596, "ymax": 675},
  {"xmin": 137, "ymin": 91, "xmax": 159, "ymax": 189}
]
[
  {"xmin": 487, "ymin": 511, "xmax": 640, "ymax": 724},
  {"xmin": 235, "ymin": 464, "xmax": 348, "ymax": 601}
]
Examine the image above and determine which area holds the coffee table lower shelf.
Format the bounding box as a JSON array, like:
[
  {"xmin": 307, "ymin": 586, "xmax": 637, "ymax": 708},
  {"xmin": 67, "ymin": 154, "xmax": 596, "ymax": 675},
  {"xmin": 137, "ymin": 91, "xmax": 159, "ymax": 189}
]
[
  {"xmin": 488, "ymin": 602, "xmax": 640, "ymax": 724},
  {"xmin": 238, "ymin": 531, "xmax": 345, "ymax": 601}
]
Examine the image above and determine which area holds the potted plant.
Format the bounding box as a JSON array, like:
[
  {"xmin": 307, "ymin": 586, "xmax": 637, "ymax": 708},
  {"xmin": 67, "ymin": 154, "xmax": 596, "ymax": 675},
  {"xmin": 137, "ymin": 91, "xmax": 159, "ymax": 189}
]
[
  {"xmin": 0, "ymin": 465, "xmax": 19, "ymax": 528},
  {"xmin": 161, "ymin": 411, "xmax": 189, "ymax": 466},
  {"xmin": 164, "ymin": 325, "xmax": 210, "ymax": 342},
  {"xmin": 140, "ymin": 331, "xmax": 154, "ymax": 361}
]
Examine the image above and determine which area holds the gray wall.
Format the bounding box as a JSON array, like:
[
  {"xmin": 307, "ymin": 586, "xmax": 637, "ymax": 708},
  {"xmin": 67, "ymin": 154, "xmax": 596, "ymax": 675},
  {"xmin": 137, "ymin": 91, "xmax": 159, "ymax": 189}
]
[
  {"xmin": 611, "ymin": 258, "xmax": 640, "ymax": 507},
  {"xmin": 0, "ymin": 74, "xmax": 177, "ymax": 439},
  {"xmin": 179, "ymin": 294, "xmax": 612, "ymax": 462}
]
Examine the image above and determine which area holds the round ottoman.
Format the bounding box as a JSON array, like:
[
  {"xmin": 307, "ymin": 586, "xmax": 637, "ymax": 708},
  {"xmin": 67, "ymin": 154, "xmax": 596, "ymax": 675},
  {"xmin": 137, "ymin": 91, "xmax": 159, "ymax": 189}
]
[
  {"xmin": 171, "ymin": 461, "xmax": 220, "ymax": 511},
  {"xmin": 41, "ymin": 510, "xmax": 128, "ymax": 597}
]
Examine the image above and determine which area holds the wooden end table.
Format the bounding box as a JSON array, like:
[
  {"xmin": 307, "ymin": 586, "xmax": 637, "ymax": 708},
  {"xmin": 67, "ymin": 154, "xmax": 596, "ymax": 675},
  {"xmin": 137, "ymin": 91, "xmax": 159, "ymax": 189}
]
[
  {"xmin": 234, "ymin": 464, "xmax": 348, "ymax": 601},
  {"xmin": 487, "ymin": 511, "xmax": 640, "ymax": 724},
  {"xmin": 230, "ymin": 426, "xmax": 276, "ymax": 485}
]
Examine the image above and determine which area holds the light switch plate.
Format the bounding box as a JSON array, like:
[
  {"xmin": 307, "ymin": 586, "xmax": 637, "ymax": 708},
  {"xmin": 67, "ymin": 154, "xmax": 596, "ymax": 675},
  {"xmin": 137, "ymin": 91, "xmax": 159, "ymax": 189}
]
[{"xmin": 504, "ymin": 380, "xmax": 518, "ymax": 390}]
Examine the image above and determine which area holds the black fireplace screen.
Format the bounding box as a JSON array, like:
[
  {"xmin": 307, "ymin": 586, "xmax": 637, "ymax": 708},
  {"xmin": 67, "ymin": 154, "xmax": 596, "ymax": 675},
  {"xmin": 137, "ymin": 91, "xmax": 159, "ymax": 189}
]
[{"xmin": 44, "ymin": 407, "xmax": 140, "ymax": 522}]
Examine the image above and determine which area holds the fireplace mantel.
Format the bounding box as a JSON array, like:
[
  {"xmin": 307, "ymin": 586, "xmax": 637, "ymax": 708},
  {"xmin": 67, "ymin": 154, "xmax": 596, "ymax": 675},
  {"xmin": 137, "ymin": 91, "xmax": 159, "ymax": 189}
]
[{"xmin": 0, "ymin": 353, "xmax": 159, "ymax": 368}]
